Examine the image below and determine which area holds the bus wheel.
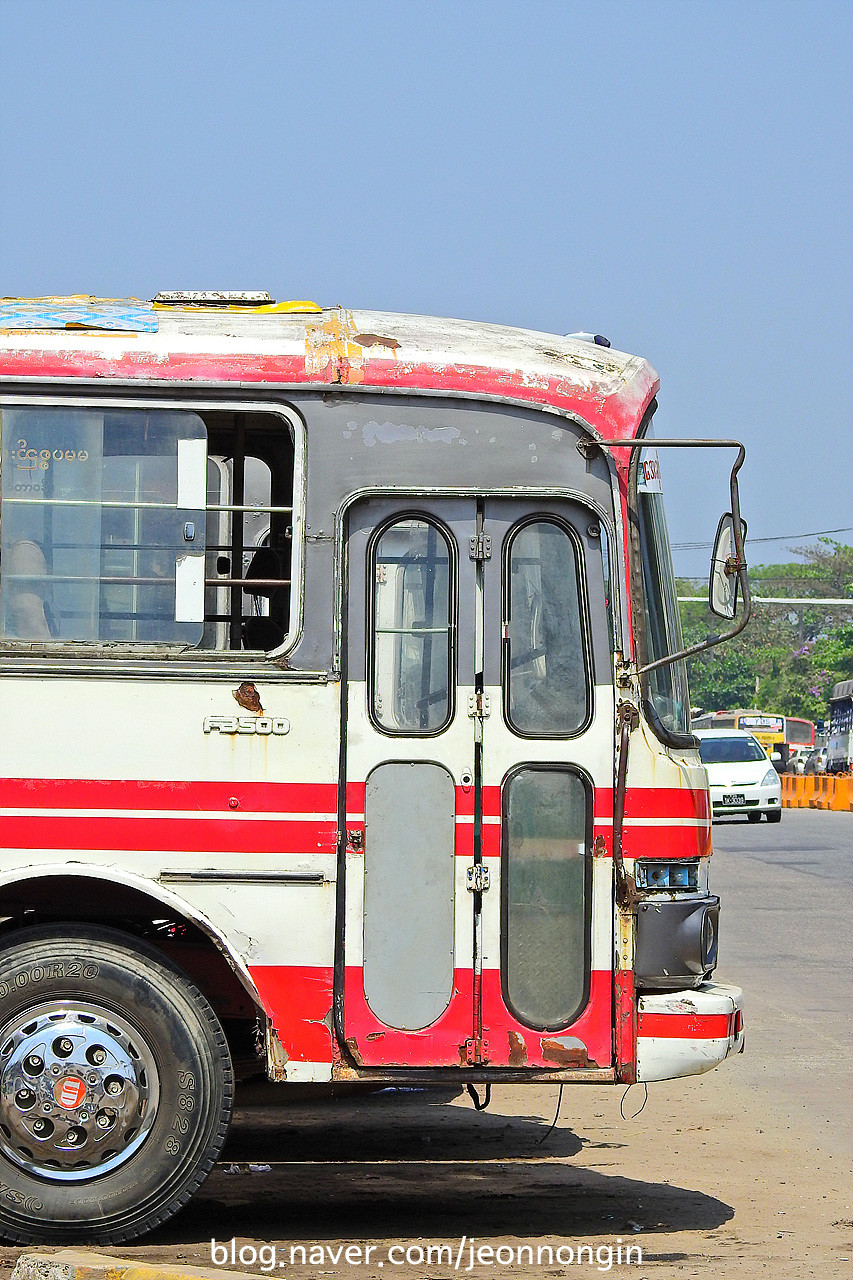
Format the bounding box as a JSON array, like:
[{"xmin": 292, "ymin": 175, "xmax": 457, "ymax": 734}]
[{"xmin": 0, "ymin": 924, "xmax": 233, "ymax": 1243}]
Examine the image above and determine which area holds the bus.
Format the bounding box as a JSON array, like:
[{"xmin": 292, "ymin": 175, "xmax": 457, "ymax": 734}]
[
  {"xmin": 827, "ymin": 681, "xmax": 853, "ymax": 773},
  {"xmin": 785, "ymin": 717, "xmax": 816, "ymax": 749},
  {"xmin": 690, "ymin": 710, "xmax": 816, "ymax": 768},
  {"xmin": 0, "ymin": 293, "xmax": 746, "ymax": 1243}
]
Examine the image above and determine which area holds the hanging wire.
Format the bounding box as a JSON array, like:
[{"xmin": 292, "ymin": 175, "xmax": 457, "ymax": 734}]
[
  {"xmin": 535, "ymin": 1083, "xmax": 565, "ymax": 1146},
  {"xmin": 620, "ymin": 1082, "xmax": 648, "ymax": 1120},
  {"xmin": 466, "ymin": 1083, "xmax": 491, "ymax": 1111}
]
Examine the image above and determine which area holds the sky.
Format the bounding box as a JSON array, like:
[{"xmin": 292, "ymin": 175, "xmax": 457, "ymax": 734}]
[{"xmin": 1, "ymin": 0, "xmax": 851, "ymax": 579}]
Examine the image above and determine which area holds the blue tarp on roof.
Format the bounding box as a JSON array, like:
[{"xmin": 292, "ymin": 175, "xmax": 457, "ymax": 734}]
[{"xmin": 0, "ymin": 298, "xmax": 158, "ymax": 333}]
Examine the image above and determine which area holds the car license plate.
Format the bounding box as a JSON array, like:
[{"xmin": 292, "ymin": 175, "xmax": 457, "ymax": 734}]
[{"xmin": 721, "ymin": 793, "xmax": 745, "ymax": 806}]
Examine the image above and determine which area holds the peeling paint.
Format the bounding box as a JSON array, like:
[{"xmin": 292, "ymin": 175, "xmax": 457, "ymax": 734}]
[
  {"xmin": 345, "ymin": 1036, "xmax": 365, "ymax": 1067},
  {"xmin": 233, "ymin": 681, "xmax": 263, "ymax": 713},
  {"xmin": 359, "ymin": 419, "xmax": 461, "ymax": 448},
  {"xmin": 304, "ymin": 309, "xmax": 364, "ymax": 384},
  {"xmin": 541, "ymin": 1036, "xmax": 590, "ymax": 1067},
  {"xmin": 508, "ymin": 1030, "xmax": 528, "ymax": 1066}
]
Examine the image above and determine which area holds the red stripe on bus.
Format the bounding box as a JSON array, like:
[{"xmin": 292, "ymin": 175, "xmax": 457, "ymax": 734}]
[
  {"xmin": 0, "ymin": 815, "xmax": 338, "ymax": 855},
  {"xmin": 637, "ymin": 1012, "xmax": 731, "ymax": 1040},
  {"xmin": 0, "ymin": 351, "xmax": 656, "ymax": 445},
  {"xmin": 0, "ymin": 778, "xmax": 337, "ymax": 813}
]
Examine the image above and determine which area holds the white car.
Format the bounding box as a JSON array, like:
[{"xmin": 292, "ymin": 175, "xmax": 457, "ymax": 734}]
[{"xmin": 694, "ymin": 729, "xmax": 783, "ymax": 823}]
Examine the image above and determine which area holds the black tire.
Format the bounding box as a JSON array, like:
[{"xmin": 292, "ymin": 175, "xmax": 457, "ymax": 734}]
[
  {"xmin": 747, "ymin": 812, "xmax": 761, "ymax": 823},
  {"xmin": 766, "ymin": 810, "xmax": 782, "ymax": 823},
  {"xmin": 0, "ymin": 924, "xmax": 233, "ymax": 1243}
]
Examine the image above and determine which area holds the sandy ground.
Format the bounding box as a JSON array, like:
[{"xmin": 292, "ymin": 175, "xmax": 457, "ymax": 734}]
[{"xmin": 5, "ymin": 810, "xmax": 851, "ymax": 1278}]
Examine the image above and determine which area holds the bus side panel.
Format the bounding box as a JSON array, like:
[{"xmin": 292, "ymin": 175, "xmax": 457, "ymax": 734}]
[{"xmin": 0, "ymin": 675, "xmax": 342, "ymax": 1082}]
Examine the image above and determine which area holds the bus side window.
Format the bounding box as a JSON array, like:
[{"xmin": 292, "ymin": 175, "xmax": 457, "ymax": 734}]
[{"xmin": 0, "ymin": 406, "xmax": 297, "ymax": 655}]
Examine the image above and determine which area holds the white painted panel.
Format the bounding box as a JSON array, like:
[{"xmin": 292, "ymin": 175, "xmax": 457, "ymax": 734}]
[
  {"xmin": 175, "ymin": 554, "xmax": 205, "ymax": 622},
  {"xmin": 177, "ymin": 437, "xmax": 208, "ymax": 509}
]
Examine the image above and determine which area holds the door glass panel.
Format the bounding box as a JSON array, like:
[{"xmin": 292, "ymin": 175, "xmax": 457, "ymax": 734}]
[
  {"xmin": 505, "ymin": 519, "xmax": 588, "ymax": 735},
  {"xmin": 371, "ymin": 518, "xmax": 453, "ymax": 733},
  {"xmin": 503, "ymin": 768, "xmax": 589, "ymax": 1029}
]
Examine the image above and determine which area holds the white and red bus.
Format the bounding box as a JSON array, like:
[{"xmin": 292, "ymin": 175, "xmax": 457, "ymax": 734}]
[{"xmin": 0, "ymin": 293, "xmax": 746, "ymax": 1242}]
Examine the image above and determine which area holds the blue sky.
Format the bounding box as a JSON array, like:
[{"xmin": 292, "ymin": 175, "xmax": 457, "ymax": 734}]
[{"xmin": 1, "ymin": 0, "xmax": 850, "ymax": 577}]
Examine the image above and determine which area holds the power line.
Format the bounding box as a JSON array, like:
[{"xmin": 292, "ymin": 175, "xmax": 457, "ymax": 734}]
[{"xmin": 671, "ymin": 525, "xmax": 853, "ymax": 551}]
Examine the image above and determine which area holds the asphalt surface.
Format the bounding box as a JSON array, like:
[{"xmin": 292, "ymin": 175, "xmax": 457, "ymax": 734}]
[
  {"xmin": 7, "ymin": 808, "xmax": 851, "ymax": 1278},
  {"xmin": 710, "ymin": 807, "xmax": 852, "ymax": 1150}
]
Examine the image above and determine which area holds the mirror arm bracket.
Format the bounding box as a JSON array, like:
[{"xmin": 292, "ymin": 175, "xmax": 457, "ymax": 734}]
[{"xmin": 603, "ymin": 437, "xmax": 752, "ymax": 676}]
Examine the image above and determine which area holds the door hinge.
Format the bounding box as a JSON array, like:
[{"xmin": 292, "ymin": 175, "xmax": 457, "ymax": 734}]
[
  {"xmin": 467, "ymin": 690, "xmax": 491, "ymax": 718},
  {"xmin": 469, "ymin": 532, "xmax": 492, "ymax": 561},
  {"xmin": 463, "ymin": 1036, "xmax": 490, "ymax": 1065},
  {"xmin": 466, "ymin": 864, "xmax": 491, "ymax": 893}
]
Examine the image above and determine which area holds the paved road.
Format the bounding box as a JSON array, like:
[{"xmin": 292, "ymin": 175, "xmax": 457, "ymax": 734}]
[
  {"xmin": 710, "ymin": 807, "xmax": 852, "ymax": 1149},
  {"xmin": 9, "ymin": 809, "xmax": 851, "ymax": 1278}
]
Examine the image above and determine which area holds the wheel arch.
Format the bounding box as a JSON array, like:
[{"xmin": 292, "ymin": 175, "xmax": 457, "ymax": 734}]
[{"xmin": 0, "ymin": 865, "xmax": 269, "ymax": 1055}]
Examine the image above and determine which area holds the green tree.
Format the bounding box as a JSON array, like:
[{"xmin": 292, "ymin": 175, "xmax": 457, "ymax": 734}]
[{"xmin": 678, "ymin": 542, "xmax": 853, "ymax": 720}]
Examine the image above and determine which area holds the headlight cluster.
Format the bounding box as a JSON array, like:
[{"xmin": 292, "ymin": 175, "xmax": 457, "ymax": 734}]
[
  {"xmin": 761, "ymin": 768, "xmax": 778, "ymax": 787},
  {"xmin": 635, "ymin": 861, "xmax": 699, "ymax": 891}
]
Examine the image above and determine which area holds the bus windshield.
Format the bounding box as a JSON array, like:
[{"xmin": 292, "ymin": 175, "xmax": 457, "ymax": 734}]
[{"xmin": 636, "ymin": 451, "xmax": 690, "ymax": 736}]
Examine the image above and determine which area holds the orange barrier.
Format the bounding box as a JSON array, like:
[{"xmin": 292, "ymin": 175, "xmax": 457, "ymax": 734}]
[{"xmin": 780, "ymin": 774, "xmax": 853, "ymax": 811}]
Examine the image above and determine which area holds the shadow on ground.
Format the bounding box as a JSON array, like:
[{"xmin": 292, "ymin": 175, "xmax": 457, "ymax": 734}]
[{"xmin": 130, "ymin": 1089, "xmax": 733, "ymax": 1247}]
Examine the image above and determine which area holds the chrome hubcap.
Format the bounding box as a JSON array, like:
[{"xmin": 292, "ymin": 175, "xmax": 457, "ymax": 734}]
[{"xmin": 0, "ymin": 1001, "xmax": 160, "ymax": 1182}]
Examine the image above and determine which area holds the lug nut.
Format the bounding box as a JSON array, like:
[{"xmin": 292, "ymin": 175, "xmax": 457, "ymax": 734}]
[
  {"xmin": 95, "ymin": 1111, "xmax": 112, "ymax": 1129},
  {"xmin": 106, "ymin": 1077, "xmax": 124, "ymax": 1095},
  {"xmin": 42, "ymin": 1103, "xmax": 53, "ymax": 1114},
  {"xmin": 89, "ymin": 1047, "xmax": 107, "ymax": 1066},
  {"xmin": 79, "ymin": 1111, "xmax": 89, "ymax": 1122},
  {"xmin": 15, "ymin": 1089, "xmax": 35, "ymax": 1109},
  {"xmin": 57, "ymin": 1038, "xmax": 74, "ymax": 1055},
  {"xmin": 65, "ymin": 1129, "xmax": 79, "ymax": 1144},
  {"xmin": 32, "ymin": 1118, "xmax": 52, "ymax": 1137},
  {"xmin": 50, "ymin": 1065, "xmax": 61, "ymax": 1076},
  {"xmin": 87, "ymin": 1073, "xmax": 98, "ymax": 1085},
  {"xmin": 24, "ymin": 1055, "xmax": 43, "ymax": 1074}
]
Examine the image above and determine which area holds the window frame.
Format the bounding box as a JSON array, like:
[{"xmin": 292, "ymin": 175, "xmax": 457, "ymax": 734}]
[
  {"xmin": 366, "ymin": 510, "xmax": 458, "ymax": 738},
  {"xmin": 500, "ymin": 762, "xmax": 593, "ymax": 1033},
  {"xmin": 0, "ymin": 394, "xmax": 306, "ymax": 661},
  {"xmin": 501, "ymin": 513, "xmax": 593, "ymax": 741}
]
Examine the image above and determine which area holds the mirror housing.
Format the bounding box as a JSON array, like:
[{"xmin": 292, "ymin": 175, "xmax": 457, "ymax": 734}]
[{"xmin": 709, "ymin": 512, "xmax": 747, "ymax": 619}]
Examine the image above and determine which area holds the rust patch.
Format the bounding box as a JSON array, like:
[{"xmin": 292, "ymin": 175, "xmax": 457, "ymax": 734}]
[
  {"xmin": 345, "ymin": 1036, "xmax": 365, "ymax": 1067},
  {"xmin": 233, "ymin": 681, "xmax": 263, "ymax": 713},
  {"xmin": 354, "ymin": 332, "xmax": 401, "ymax": 354},
  {"xmin": 508, "ymin": 1030, "xmax": 528, "ymax": 1066},
  {"xmin": 593, "ymin": 834, "xmax": 608, "ymax": 857},
  {"xmin": 365, "ymin": 1031, "xmax": 384, "ymax": 1042},
  {"xmin": 541, "ymin": 1038, "xmax": 590, "ymax": 1067}
]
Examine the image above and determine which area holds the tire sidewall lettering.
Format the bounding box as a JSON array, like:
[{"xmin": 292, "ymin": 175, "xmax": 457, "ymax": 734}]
[{"xmin": 0, "ymin": 963, "xmax": 100, "ymax": 1000}]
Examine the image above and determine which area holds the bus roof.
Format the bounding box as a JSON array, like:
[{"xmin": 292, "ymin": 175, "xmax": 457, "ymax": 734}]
[{"xmin": 0, "ymin": 296, "xmax": 660, "ymax": 445}]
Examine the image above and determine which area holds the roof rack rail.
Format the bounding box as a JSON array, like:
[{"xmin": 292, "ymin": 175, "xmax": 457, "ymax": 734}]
[{"xmin": 152, "ymin": 291, "xmax": 274, "ymax": 307}]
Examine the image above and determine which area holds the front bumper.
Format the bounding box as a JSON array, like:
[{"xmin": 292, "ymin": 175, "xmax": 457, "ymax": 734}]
[
  {"xmin": 636, "ymin": 981, "xmax": 745, "ymax": 1082},
  {"xmin": 709, "ymin": 783, "xmax": 781, "ymax": 818}
]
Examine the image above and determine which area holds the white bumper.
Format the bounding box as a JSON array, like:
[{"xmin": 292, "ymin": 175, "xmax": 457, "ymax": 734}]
[{"xmin": 636, "ymin": 981, "xmax": 745, "ymax": 1082}]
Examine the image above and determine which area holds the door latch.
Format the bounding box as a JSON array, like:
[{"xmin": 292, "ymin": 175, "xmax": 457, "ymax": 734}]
[{"xmin": 467, "ymin": 864, "xmax": 491, "ymax": 893}]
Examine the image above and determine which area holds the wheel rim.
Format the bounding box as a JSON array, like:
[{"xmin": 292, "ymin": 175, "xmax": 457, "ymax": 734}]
[{"xmin": 0, "ymin": 1000, "xmax": 160, "ymax": 1183}]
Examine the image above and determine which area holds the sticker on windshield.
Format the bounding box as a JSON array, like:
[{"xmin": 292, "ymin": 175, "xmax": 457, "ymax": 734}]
[{"xmin": 638, "ymin": 450, "xmax": 663, "ymax": 493}]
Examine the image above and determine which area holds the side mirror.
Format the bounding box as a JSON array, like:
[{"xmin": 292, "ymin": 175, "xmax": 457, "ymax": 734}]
[
  {"xmin": 770, "ymin": 750, "xmax": 781, "ymax": 762},
  {"xmin": 709, "ymin": 512, "xmax": 747, "ymax": 619}
]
